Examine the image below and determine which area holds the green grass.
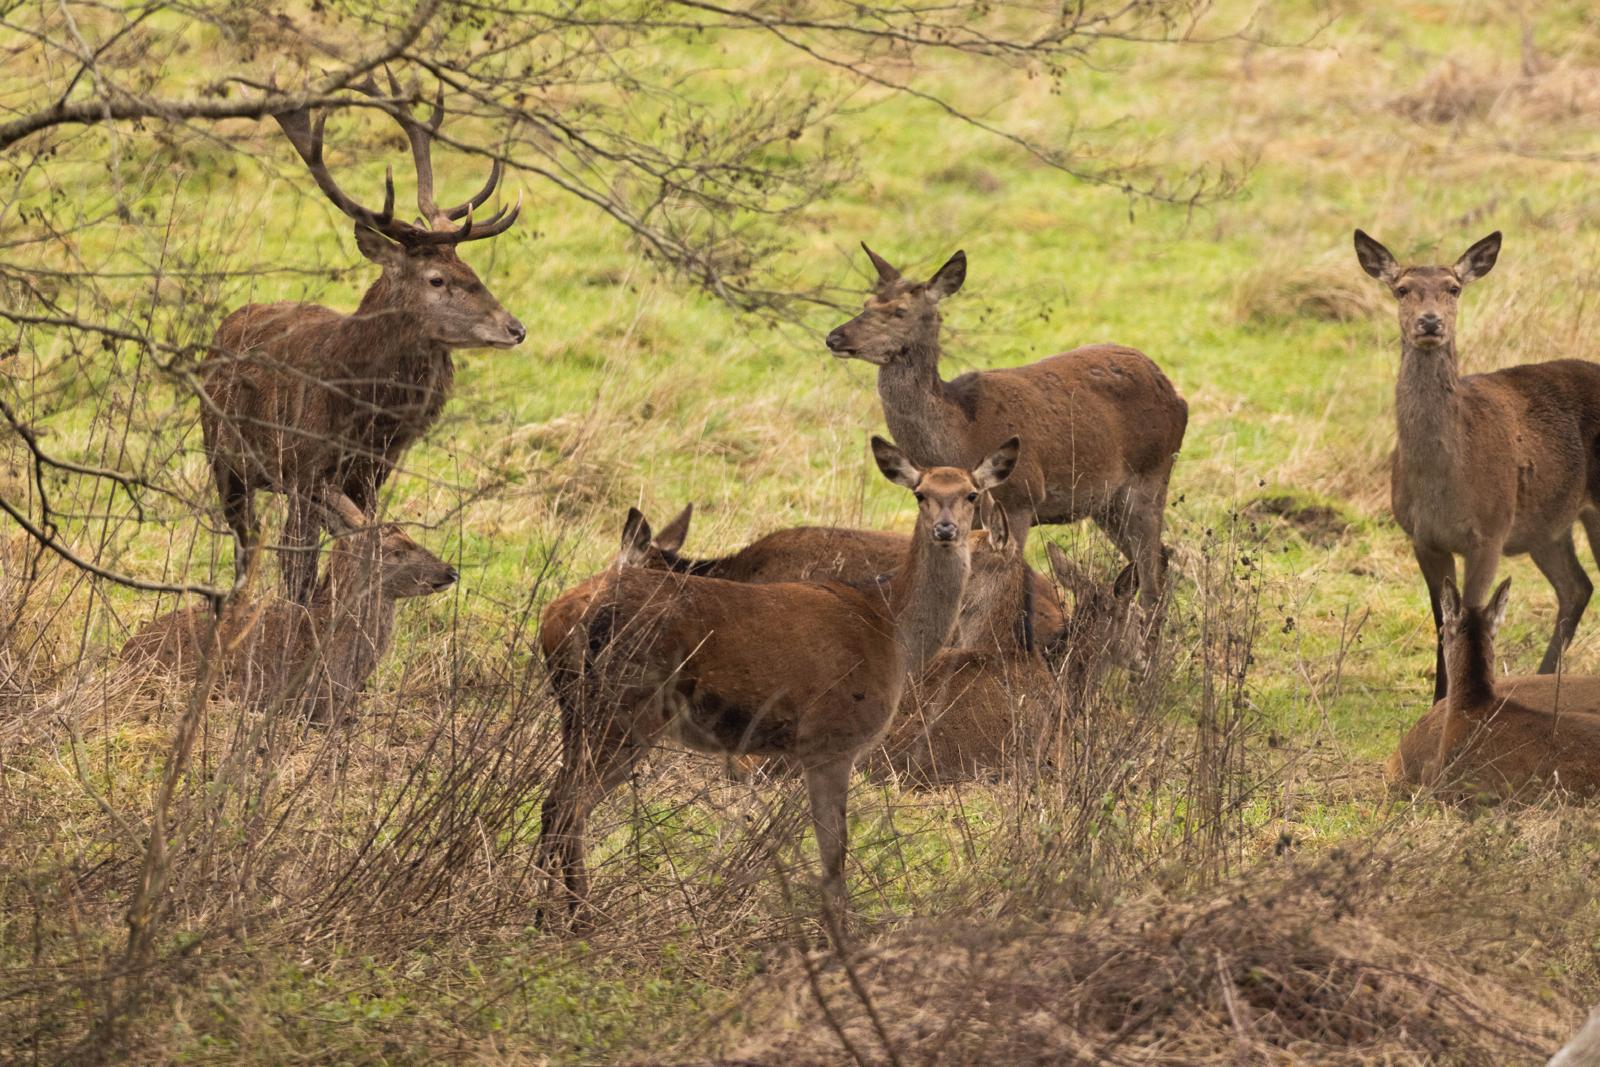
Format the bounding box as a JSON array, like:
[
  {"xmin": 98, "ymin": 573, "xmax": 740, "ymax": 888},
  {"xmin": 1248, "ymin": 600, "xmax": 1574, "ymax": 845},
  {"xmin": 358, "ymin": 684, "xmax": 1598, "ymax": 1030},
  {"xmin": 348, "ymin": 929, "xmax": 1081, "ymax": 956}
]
[{"xmin": 10, "ymin": 0, "xmax": 1600, "ymax": 1061}]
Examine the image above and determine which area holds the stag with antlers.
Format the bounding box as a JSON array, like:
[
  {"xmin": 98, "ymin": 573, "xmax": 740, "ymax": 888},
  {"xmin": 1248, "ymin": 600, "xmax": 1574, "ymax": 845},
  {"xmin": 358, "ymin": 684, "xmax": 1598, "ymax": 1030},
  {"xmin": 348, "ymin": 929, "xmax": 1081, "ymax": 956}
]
[{"xmin": 199, "ymin": 76, "xmax": 524, "ymax": 602}]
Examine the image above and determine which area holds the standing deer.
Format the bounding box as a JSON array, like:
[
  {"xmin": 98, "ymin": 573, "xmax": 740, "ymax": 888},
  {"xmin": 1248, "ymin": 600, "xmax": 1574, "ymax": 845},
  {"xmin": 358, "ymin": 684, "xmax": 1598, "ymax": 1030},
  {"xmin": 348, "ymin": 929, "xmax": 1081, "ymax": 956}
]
[
  {"xmin": 535, "ymin": 436, "xmax": 1019, "ymax": 924},
  {"xmin": 538, "ymin": 504, "xmax": 1070, "ymax": 702},
  {"xmin": 825, "ymin": 244, "xmax": 1188, "ymax": 610},
  {"xmin": 1385, "ymin": 578, "xmax": 1600, "ymax": 799},
  {"xmin": 1354, "ymin": 230, "xmax": 1600, "ymax": 699},
  {"xmin": 202, "ymin": 81, "xmax": 523, "ymax": 603},
  {"xmin": 122, "ymin": 493, "xmax": 457, "ymax": 724}
]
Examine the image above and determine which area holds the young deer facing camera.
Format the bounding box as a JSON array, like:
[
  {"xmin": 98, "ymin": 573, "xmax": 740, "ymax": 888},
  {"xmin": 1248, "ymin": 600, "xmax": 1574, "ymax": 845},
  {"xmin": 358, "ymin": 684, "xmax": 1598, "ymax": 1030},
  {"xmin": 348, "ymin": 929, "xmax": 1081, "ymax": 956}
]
[{"xmin": 535, "ymin": 437, "xmax": 1019, "ymax": 922}]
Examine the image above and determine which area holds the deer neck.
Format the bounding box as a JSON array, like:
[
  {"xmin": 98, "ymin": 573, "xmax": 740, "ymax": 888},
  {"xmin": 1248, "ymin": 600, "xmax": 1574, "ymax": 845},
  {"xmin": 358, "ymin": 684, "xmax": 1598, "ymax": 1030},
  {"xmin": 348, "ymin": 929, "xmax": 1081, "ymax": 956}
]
[
  {"xmin": 1395, "ymin": 339, "xmax": 1465, "ymax": 470},
  {"xmin": 888, "ymin": 533, "xmax": 970, "ymax": 677},
  {"xmin": 351, "ymin": 281, "xmax": 451, "ymax": 366},
  {"xmin": 1444, "ymin": 629, "xmax": 1497, "ymax": 721},
  {"xmin": 318, "ymin": 564, "xmax": 397, "ymax": 689},
  {"xmin": 876, "ymin": 336, "xmax": 966, "ymax": 459}
]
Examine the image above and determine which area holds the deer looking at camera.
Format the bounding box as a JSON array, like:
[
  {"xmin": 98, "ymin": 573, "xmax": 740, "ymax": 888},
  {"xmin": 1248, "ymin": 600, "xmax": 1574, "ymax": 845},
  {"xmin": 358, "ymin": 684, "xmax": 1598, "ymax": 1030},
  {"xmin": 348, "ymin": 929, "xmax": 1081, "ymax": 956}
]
[
  {"xmin": 202, "ymin": 76, "xmax": 523, "ymax": 604},
  {"xmin": 537, "ymin": 504, "xmax": 1072, "ymax": 711},
  {"xmin": 1354, "ymin": 230, "xmax": 1600, "ymax": 699},
  {"xmin": 535, "ymin": 436, "xmax": 1019, "ymax": 924},
  {"xmin": 825, "ymin": 245, "xmax": 1188, "ymax": 611},
  {"xmin": 1385, "ymin": 578, "xmax": 1600, "ymax": 799},
  {"xmin": 122, "ymin": 492, "xmax": 457, "ymax": 724}
]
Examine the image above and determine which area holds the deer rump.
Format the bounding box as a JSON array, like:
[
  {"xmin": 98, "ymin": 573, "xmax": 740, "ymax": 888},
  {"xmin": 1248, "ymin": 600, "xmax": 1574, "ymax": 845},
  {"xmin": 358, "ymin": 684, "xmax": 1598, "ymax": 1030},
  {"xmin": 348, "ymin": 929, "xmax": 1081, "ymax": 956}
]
[{"xmin": 579, "ymin": 570, "xmax": 901, "ymax": 764}]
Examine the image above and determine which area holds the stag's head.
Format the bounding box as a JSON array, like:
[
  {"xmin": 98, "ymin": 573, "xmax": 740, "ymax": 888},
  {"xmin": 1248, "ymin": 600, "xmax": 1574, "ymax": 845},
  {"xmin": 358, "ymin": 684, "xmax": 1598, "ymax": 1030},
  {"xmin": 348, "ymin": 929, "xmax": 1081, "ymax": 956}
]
[
  {"xmin": 872, "ymin": 435, "xmax": 1018, "ymax": 551},
  {"xmin": 1354, "ymin": 230, "xmax": 1501, "ymax": 352},
  {"xmin": 275, "ymin": 75, "xmax": 526, "ymax": 351},
  {"xmin": 826, "ymin": 244, "xmax": 965, "ymax": 367}
]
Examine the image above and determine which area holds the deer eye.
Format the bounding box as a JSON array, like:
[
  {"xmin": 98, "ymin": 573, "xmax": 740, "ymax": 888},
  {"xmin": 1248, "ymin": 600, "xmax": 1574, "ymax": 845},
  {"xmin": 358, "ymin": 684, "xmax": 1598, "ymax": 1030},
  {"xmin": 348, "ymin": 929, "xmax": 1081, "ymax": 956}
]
[
  {"xmin": 913, "ymin": 492, "xmax": 925, "ymax": 503},
  {"xmin": 1447, "ymin": 285, "xmax": 1461, "ymax": 296},
  {"xmin": 892, "ymin": 308, "xmax": 908, "ymax": 318},
  {"xmin": 428, "ymin": 275, "xmax": 446, "ymax": 288},
  {"xmin": 1395, "ymin": 286, "xmax": 1409, "ymax": 297},
  {"xmin": 966, "ymin": 492, "xmax": 978, "ymax": 503}
]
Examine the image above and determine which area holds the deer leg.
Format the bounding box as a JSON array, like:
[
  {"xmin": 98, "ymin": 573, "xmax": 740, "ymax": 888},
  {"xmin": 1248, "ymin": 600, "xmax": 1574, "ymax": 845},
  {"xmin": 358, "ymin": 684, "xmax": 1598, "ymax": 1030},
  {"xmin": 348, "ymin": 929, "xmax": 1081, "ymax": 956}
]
[
  {"xmin": 534, "ymin": 719, "xmax": 643, "ymax": 928},
  {"xmin": 280, "ymin": 492, "xmax": 323, "ymax": 605},
  {"xmin": 1530, "ymin": 533, "xmax": 1591, "ymax": 674},
  {"xmin": 1414, "ymin": 543, "xmax": 1456, "ymax": 702},
  {"xmin": 802, "ymin": 756, "xmax": 854, "ymax": 935},
  {"xmin": 1096, "ymin": 482, "xmax": 1167, "ymax": 617},
  {"xmin": 216, "ymin": 465, "xmax": 258, "ymax": 585}
]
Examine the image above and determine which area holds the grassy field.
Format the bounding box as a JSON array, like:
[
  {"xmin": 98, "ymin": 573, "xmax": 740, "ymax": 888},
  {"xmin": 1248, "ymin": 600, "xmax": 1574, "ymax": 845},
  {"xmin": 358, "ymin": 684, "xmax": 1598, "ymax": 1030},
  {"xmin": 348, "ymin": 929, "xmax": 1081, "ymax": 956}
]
[{"xmin": 9, "ymin": 0, "xmax": 1600, "ymax": 1062}]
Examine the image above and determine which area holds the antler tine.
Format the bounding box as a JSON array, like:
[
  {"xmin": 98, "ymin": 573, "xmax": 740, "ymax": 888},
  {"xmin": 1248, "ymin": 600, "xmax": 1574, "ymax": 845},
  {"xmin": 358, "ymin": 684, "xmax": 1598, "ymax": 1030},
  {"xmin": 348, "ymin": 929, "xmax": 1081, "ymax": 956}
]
[
  {"xmin": 273, "ymin": 106, "xmax": 413, "ymax": 242},
  {"xmin": 406, "ymin": 191, "xmax": 522, "ymax": 247},
  {"xmin": 440, "ymin": 156, "xmax": 503, "ymax": 221}
]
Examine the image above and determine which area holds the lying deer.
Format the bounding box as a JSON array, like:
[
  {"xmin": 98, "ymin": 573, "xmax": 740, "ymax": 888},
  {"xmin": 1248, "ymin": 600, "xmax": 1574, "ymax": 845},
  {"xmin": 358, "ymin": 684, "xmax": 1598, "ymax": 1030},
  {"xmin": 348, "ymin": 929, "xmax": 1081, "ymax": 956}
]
[
  {"xmin": 1386, "ymin": 578, "xmax": 1600, "ymax": 799},
  {"xmin": 825, "ymin": 244, "xmax": 1188, "ymax": 610},
  {"xmin": 202, "ymin": 75, "xmax": 523, "ymax": 604},
  {"xmin": 122, "ymin": 493, "xmax": 456, "ymax": 724},
  {"xmin": 1355, "ymin": 230, "xmax": 1600, "ymax": 699},
  {"xmin": 535, "ymin": 436, "xmax": 1019, "ymax": 922},
  {"xmin": 878, "ymin": 537, "xmax": 1138, "ymax": 786}
]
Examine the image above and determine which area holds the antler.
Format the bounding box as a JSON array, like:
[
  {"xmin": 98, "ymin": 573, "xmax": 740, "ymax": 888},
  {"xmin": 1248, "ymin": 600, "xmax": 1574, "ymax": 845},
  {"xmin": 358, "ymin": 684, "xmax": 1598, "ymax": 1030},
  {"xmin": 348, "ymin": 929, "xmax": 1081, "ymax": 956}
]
[
  {"xmin": 272, "ymin": 74, "xmax": 520, "ymax": 248},
  {"xmin": 353, "ymin": 70, "xmax": 521, "ymax": 244}
]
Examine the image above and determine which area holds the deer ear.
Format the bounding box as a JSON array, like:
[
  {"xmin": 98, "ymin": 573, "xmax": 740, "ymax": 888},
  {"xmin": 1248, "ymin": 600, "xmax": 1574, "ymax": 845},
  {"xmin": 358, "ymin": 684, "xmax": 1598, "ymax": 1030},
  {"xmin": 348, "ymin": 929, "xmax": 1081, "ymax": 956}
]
[
  {"xmin": 861, "ymin": 242, "xmax": 900, "ymax": 286},
  {"xmin": 927, "ymin": 250, "xmax": 966, "ymax": 300},
  {"xmin": 871, "ymin": 436, "xmax": 921, "ymax": 489},
  {"xmin": 973, "ymin": 436, "xmax": 1019, "ymax": 490},
  {"xmin": 1353, "ymin": 229, "xmax": 1400, "ymax": 284},
  {"xmin": 620, "ymin": 507, "xmax": 653, "ymax": 561},
  {"xmin": 980, "ymin": 498, "xmax": 1013, "ymax": 550},
  {"xmin": 1486, "ymin": 577, "xmax": 1512, "ymax": 634},
  {"xmin": 1439, "ymin": 576, "xmax": 1462, "ymax": 627},
  {"xmin": 1046, "ymin": 542, "xmax": 1091, "ymax": 594},
  {"xmin": 654, "ymin": 503, "xmax": 693, "ymax": 554},
  {"xmin": 322, "ymin": 491, "xmax": 368, "ymax": 533},
  {"xmin": 1454, "ymin": 231, "xmax": 1501, "ymax": 285},
  {"xmin": 354, "ymin": 225, "xmax": 405, "ymax": 269}
]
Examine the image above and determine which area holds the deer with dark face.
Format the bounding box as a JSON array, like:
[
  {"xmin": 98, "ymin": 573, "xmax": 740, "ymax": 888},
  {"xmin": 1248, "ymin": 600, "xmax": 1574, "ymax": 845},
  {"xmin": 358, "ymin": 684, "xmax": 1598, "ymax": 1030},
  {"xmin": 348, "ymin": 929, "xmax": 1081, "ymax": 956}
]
[
  {"xmin": 202, "ymin": 77, "xmax": 523, "ymax": 604},
  {"xmin": 1386, "ymin": 578, "xmax": 1600, "ymax": 799},
  {"xmin": 535, "ymin": 436, "xmax": 1018, "ymax": 925},
  {"xmin": 1354, "ymin": 230, "xmax": 1600, "ymax": 699},
  {"xmin": 824, "ymin": 244, "xmax": 1188, "ymax": 613}
]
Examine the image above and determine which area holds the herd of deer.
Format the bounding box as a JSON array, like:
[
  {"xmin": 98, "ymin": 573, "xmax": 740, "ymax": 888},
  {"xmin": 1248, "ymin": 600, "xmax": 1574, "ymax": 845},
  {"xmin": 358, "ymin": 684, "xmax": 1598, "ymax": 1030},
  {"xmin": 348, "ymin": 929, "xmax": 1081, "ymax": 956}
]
[{"xmin": 112, "ymin": 94, "xmax": 1600, "ymax": 920}]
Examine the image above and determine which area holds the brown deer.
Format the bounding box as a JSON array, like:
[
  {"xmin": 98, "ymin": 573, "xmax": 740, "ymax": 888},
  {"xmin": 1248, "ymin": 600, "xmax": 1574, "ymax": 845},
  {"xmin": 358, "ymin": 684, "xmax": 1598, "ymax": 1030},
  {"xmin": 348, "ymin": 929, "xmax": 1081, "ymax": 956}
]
[
  {"xmin": 122, "ymin": 492, "xmax": 457, "ymax": 724},
  {"xmin": 878, "ymin": 537, "xmax": 1138, "ymax": 786},
  {"xmin": 537, "ymin": 504, "xmax": 1070, "ymax": 696},
  {"xmin": 534, "ymin": 436, "xmax": 1019, "ymax": 923},
  {"xmin": 1354, "ymin": 230, "xmax": 1600, "ymax": 700},
  {"xmin": 825, "ymin": 244, "xmax": 1188, "ymax": 610},
  {"xmin": 1385, "ymin": 578, "xmax": 1600, "ymax": 799},
  {"xmin": 202, "ymin": 80, "xmax": 523, "ymax": 604}
]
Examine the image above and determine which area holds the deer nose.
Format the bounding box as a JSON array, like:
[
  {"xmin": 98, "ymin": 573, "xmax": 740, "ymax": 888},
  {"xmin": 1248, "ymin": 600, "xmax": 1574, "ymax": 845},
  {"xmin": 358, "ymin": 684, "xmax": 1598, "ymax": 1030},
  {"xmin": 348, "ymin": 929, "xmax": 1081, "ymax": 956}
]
[
  {"xmin": 825, "ymin": 329, "xmax": 851, "ymax": 353},
  {"xmin": 932, "ymin": 521, "xmax": 959, "ymax": 542},
  {"xmin": 1417, "ymin": 313, "xmax": 1443, "ymax": 334},
  {"xmin": 505, "ymin": 318, "xmax": 526, "ymax": 345}
]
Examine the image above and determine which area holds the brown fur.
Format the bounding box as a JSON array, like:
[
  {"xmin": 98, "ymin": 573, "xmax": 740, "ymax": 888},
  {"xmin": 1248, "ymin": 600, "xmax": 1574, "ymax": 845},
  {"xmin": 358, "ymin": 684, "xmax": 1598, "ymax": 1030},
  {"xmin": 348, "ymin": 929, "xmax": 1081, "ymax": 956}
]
[
  {"xmin": 1385, "ymin": 578, "xmax": 1600, "ymax": 799},
  {"xmin": 826, "ymin": 245, "xmax": 1188, "ymax": 608},
  {"xmin": 877, "ymin": 538, "xmax": 1137, "ymax": 787},
  {"xmin": 121, "ymin": 493, "xmax": 456, "ymax": 724},
  {"xmin": 1355, "ymin": 230, "xmax": 1600, "ymax": 700},
  {"xmin": 202, "ymin": 100, "xmax": 523, "ymax": 604},
  {"xmin": 534, "ymin": 437, "xmax": 1019, "ymax": 925},
  {"xmin": 538, "ymin": 506, "xmax": 1071, "ymax": 699}
]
